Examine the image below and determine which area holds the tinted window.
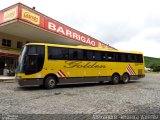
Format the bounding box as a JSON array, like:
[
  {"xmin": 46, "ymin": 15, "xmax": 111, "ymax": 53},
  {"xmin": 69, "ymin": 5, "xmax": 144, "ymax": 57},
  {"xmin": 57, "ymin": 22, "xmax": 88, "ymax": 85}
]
[
  {"xmin": 27, "ymin": 46, "xmax": 36, "ymax": 54},
  {"xmin": 128, "ymin": 54, "xmax": 137, "ymax": 62},
  {"xmin": 48, "ymin": 47, "xmax": 68, "ymax": 60},
  {"xmin": 48, "ymin": 46, "xmax": 144, "ymax": 63},
  {"xmin": 101, "ymin": 52, "xmax": 107, "ymax": 61},
  {"xmin": 137, "ymin": 54, "xmax": 143, "ymax": 63},
  {"xmin": 27, "ymin": 45, "xmax": 44, "ymax": 64},
  {"xmin": 69, "ymin": 49, "xmax": 83, "ymax": 60},
  {"xmin": 25, "ymin": 45, "xmax": 45, "ymax": 75},
  {"xmin": 94, "ymin": 51, "xmax": 102, "ymax": 61},
  {"xmin": 84, "ymin": 50, "xmax": 94, "ymax": 60},
  {"xmin": 117, "ymin": 53, "xmax": 143, "ymax": 63},
  {"xmin": 118, "ymin": 53, "xmax": 127, "ymax": 62},
  {"xmin": 107, "ymin": 52, "xmax": 117, "ymax": 61}
]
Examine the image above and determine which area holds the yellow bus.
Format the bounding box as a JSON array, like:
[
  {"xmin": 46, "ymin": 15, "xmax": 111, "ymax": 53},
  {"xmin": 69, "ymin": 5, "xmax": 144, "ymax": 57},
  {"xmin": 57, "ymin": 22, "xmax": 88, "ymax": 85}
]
[{"xmin": 15, "ymin": 43, "xmax": 145, "ymax": 89}]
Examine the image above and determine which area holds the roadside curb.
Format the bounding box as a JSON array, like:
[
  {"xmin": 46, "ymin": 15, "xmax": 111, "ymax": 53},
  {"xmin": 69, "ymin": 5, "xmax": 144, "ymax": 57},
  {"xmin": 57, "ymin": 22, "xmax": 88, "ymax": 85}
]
[
  {"xmin": 0, "ymin": 77, "xmax": 15, "ymax": 83},
  {"xmin": 0, "ymin": 79, "xmax": 15, "ymax": 83}
]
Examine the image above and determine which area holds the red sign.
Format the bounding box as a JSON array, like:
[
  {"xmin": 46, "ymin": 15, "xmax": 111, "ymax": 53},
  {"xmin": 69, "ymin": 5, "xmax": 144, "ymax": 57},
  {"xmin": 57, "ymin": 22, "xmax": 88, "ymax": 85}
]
[
  {"xmin": 45, "ymin": 19, "xmax": 98, "ymax": 46},
  {"xmin": 3, "ymin": 7, "xmax": 18, "ymax": 22},
  {"xmin": 21, "ymin": 8, "xmax": 40, "ymax": 25},
  {"xmin": 0, "ymin": 11, "xmax": 3, "ymax": 24},
  {"xmin": 18, "ymin": 7, "xmax": 99, "ymax": 47},
  {"xmin": 0, "ymin": 52, "xmax": 19, "ymax": 57},
  {"xmin": 1, "ymin": 4, "xmax": 111, "ymax": 48}
]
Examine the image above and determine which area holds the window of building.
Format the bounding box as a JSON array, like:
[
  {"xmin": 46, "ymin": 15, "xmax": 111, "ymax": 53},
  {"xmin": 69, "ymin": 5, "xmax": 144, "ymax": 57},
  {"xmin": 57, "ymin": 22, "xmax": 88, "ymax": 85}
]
[
  {"xmin": 2, "ymin": 39, "xmax": 11, "ymax": 47},
  {"xmin": 17, "ymin": 41, "xmax": 23, "ymax": 49}
]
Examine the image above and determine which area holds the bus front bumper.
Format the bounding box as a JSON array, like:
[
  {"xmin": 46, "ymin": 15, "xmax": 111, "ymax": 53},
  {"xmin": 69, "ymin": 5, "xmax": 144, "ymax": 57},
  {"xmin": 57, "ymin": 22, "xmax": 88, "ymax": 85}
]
[{"xmin": 16, "ymin": 76, "xmax": 43, "ymax": 86}]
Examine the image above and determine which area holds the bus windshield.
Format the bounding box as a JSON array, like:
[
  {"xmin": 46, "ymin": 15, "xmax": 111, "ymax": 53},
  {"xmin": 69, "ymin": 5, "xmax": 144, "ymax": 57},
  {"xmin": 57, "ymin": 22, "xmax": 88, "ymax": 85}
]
[{"xmin": 16, "ymin": 45, "xmax": 45, "ymax": 74}]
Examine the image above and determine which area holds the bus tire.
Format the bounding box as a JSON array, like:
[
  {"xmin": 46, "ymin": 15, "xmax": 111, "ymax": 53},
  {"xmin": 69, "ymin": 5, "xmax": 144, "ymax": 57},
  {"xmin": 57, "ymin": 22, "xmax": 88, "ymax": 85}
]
[
  {"xmin": 122, "ymin": 73, "xmax": 130, "ymax": 84},
  {"xmin": 44, "ymin": 76, "xmax": 56, "ymax": 89},
  {"xmin": 111, "ymin": 74, "xmax": 120, "ymax": 85}
]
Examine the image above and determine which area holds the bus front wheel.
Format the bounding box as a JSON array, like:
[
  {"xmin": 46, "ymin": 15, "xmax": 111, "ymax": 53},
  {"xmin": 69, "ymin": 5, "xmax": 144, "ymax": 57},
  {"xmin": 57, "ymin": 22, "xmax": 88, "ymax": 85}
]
[{"xmin": 44, "ymin": 76, "xmax": 56, "ymax": 89}]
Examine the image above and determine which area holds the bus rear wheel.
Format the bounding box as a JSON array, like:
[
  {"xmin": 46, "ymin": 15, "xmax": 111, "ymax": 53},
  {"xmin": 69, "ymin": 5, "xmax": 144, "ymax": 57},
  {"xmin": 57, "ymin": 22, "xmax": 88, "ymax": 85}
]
[
  {"xmin": 111, "ymin": 74, "xmax": 120, "ymax": 85},
  {"xmin": 44, "ymin": 76, "xmax": 56, "ymax": 89},
  {"xmin": 122, "ymin": 73, "xmax": 130, "ymax": 84}
]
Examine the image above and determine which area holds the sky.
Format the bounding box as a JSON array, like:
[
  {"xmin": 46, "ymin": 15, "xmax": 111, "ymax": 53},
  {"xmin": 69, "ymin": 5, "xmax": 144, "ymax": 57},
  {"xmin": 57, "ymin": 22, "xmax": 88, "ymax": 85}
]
[{"xmin": 0, "ymin": 0, "xmax": 160, "ymax": 58}]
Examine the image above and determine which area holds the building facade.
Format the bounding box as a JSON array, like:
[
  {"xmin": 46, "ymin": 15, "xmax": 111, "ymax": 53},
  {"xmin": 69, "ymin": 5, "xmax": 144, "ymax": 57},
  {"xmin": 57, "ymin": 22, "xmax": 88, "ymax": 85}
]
[{"xmin": 0, "ymin": 3, "xmax": 115, "ymax": 76}]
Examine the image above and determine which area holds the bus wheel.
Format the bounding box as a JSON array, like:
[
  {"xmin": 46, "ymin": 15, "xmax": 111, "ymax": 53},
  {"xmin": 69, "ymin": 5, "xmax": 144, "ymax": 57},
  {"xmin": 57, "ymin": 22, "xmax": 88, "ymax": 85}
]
[
  {"xmin": 122, "ymin": 73, "xmax": 130, "ymax": 84},
  {"xmin": 111, "ymin": 74, "xmax": 120, "ymax": 85},
  {"xmin": 44, "ymin": 76, "xmax": 56, "ymax": 89}
]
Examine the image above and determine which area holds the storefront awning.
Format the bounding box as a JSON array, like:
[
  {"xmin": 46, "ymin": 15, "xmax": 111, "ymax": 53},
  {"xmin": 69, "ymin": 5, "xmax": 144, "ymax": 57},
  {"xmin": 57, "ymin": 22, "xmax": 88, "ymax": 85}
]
[
  {"xmin": 0, "ymin": 48, "xmax": 19, "ymax": 57},
  {"xmin": 0, "ymin": 3, "xmax": 115, "ymax": 49}
]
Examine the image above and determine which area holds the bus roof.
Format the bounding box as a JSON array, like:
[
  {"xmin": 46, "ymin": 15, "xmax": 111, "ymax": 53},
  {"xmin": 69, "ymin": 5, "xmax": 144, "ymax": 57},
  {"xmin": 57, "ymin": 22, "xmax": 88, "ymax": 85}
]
[{"xmin": 25, "ymin": 43, "xmax": 143, "ymax": 54}]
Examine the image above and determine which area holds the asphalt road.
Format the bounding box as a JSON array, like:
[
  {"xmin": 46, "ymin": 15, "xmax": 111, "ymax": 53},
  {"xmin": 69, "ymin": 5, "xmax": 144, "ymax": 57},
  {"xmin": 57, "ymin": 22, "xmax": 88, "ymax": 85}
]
[{"xmin": 0, "ymin": 73, "xmax": 160, "ymax": 120}]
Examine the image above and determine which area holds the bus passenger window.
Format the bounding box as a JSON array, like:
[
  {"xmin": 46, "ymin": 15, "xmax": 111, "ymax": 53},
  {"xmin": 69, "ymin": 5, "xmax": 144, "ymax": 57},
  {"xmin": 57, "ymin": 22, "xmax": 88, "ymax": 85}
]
[
  {"xmin": 94, "ymin": 51, "xmax": 101, "ymax": 61},
  {"xmin": 137, "ymin": 54, "xmax": 143, "ymax": 63},
  {"xmin": 101, "ymin": 52, "xmax": 107, "ymax": 61},
  {"xmin": 69, "ymin": 49, "xmax": 83, "ymax": 60},
  {"xmin": 48, "ymin": 47, "xmax": 68, "ymax": 60},
  {"xmin": 128, "ymin": 54, "xmax": 136, "ymax": 62},
  {"xmin": 84, "ymin": 50, "xmax": 94, "ymax": 60},
  {"xmin": 118, "ymin": 53, "xmax": 127, "ymax": 62},
  {"xmin": 107, "ymin": 52, "xmax": 116, "ymax": 61}
]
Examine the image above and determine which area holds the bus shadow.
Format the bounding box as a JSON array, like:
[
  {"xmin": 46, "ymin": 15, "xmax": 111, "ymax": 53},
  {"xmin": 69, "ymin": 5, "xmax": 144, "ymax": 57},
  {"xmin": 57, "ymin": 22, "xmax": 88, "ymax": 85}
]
[
  {"xmin": 16, "ymin": 86, "xmax": 43, "ymax": 91},
  {"xmin": 16, "ymin": 82, "xmax": 110, "ymax": 91},
  {"xmin": 56, "ymin": 82, "xmax": 110, "ymax": 89},
  {"xmin": 16, "ymin": 80, "xmax": 140, "ymax": 91},
  {"xmin": 56, "ymin": 80, "xmax": 140, "ymax": 89},
  {"xmin": 129, "ymin": 80, "xmax": 141, "ymax": 84}
]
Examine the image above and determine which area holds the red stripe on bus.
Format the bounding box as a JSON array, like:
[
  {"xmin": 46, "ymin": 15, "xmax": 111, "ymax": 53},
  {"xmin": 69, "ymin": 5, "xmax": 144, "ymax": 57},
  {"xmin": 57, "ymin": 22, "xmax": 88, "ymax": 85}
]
[
  {"xmin": 59, "ymin": 70, "xmax": 66, "ymax": 77},
  {"xmin": 128, "ymin": 64, "xmax": 136, "ymax": 75},
  {"xmin": 57, "ymin": 72, "xmax": 62, "ymax": 77},
  {"xmin": 58, "ymin": 71, "xmax": 64, "ymax": 77},
  {"xmin": 127, "ymin": 66, "xmax": 133, "ymax": 75},
  {"xmin": 127, "ymin": 66, "xmax": 134, "ymax": 75}
]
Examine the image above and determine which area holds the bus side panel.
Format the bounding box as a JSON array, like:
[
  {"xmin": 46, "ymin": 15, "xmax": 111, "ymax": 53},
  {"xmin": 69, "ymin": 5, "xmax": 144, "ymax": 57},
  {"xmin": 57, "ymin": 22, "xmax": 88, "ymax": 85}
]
[{"xmin": 45, "ymin": 60, "xmax": 107, "ymax": 77}]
